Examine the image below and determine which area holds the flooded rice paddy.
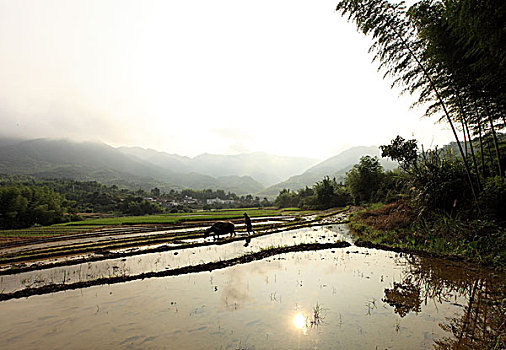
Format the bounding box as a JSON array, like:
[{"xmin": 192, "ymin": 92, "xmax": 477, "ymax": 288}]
[
  {"xmin": 0, "ymin": 224, "xmax": 504, "ymax": 349},
  {"xmin": 0, "ymin": 225, "xmax": 350, "ymax": 294}
]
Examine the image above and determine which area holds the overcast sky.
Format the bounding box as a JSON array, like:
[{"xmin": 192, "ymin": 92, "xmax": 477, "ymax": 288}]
[{"xmin": 0, "ymin": 0, "xmax": 453, "ymax": 160}]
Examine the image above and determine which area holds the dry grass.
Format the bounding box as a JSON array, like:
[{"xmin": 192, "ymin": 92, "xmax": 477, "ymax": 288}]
[{"xmin": 355, "ymin": 200, "xmax": 416, "ymax": 231}]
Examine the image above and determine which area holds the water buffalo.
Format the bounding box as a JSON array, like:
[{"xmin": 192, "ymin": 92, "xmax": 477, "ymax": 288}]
[{"xmin": 204, "ymin": 221, "xmax": 236, "ymax": 240}]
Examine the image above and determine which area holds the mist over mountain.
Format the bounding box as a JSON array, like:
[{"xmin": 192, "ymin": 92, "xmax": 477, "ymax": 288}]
[
  {"xmin": 0, "ymin": 138, "xmax": 316, "ymax": 195},
  {"xmin": 117, "ymin": 147, "xmax": 194, "ymax": 174},
  {"xmin": 0, "ymin": 138, "xmax": 397, "ymax": 196},
  {"xmin": 119, "ymin": 147, "xmax": 319, "ymax": 187},
  {"xmin": 0, "ymin": 136, "xmax": 25, "ymax": 148},
  {"xmin": 258, "ymin": 146, "xmax": 397, "ymax": 197}
]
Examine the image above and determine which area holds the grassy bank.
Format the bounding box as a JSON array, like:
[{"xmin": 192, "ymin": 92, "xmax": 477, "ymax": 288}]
[{"xmin": 349, "ymin": 202, "xmax": 506, "ymax": 268}]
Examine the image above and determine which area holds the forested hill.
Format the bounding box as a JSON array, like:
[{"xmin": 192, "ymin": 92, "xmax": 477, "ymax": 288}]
[
  {"xmin": 0, "ymin": 138, "xmax": 317, "ymax": 195},
  {"xmin": 259, "ymin": 146, "xmax": 397, "ymax": 197},
  {"xmin": 0, "ymin": 138, "xmax": 401, "ymax": 196}
]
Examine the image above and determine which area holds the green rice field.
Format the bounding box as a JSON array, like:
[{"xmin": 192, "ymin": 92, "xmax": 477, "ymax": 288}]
[{"xmin": 56, "ymin": 208, "xmax": 307, "ymax": 226}]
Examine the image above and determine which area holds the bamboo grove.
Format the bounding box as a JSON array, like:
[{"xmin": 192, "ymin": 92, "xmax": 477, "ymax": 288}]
[{"xmin": 336, "ymin": 0, "xmax": 505, "ymax": 198}]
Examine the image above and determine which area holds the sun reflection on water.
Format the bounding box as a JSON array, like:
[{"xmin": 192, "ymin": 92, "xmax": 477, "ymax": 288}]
[{"xmin": 292, "ymin": 312, "xmax": 306, "ymax": 330}]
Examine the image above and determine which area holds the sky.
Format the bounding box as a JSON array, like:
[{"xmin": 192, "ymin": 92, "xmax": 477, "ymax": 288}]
[{"xmin": 0, "ymin": 0, "xmax": 454, "ymax": 160}]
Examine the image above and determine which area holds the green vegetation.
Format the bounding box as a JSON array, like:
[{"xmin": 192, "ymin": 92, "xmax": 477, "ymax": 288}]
[
  {"xmin": 345, "ymin": 156, "xmax": 401, "ymax": 204},
  {"xmin": 0, "ymin": 179, "xmax": 165, "ymax": 216},
  {"xmin": 57, "ymin": 208, "xmax": 302, "ymax": 226},
  {"xmin": 273, "ymin": 156, "xmax": 400, "ymax": 210},
  {"xmin": 345, "ymin": 156, "xmax": 384, "ymax": 203},
  {"xmin": 274, "ymin": 177, "xmax": 352, "ymax": 210},
  {"xmin": 350, "ymin": 203, "xmax": 506, "ymax": 266},
  {"xmin": 0, "ymin": 184, "xmax": 75, "ymax": 229},
  {"xmin": 0, "ymin": 178, "xmax": 275, "ymax": 229},
  {"xmin": 333, "ymin": 0, "xmax": 505, "ymax": 268},
  {"xmin": 347, "ymin": 136, "xmax": 506, "ymax": 266}
]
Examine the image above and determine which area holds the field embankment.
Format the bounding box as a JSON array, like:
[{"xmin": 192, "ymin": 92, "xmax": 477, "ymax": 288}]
[{"xmin": 349, "ymin": 201, "xmax": 506, "ymax": 268}]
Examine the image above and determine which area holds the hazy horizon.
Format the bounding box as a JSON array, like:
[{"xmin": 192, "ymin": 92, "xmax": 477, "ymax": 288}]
[
  {"xmin": 0, "ymin": 0, "xmax": 454, "ymax": 160},
  {"xmin": 2, "ymin": 134, "xmax": 389, "ymax": 161}
]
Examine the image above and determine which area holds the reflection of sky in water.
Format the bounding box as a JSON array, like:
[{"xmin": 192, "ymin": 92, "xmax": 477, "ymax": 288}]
[
  {"xmin": 0, "ymin": 225, "xmax": 351, "ymax": 294},
  {"xmin": 0, "ymin": 243, "xmax": 496, "ymax": 350},
  {"xmin": 0, "ymin": 218, "xmax": 290, "ymax": 260}
]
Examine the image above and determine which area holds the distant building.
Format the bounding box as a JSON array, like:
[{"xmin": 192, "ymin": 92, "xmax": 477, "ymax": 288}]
[
  {"xmin": 183, "ymin": 196, "xmax": 198, "ymax": 205},
  {"xmin": 206, "ymin": 197, "xmax": 235, "ymax": 205}
]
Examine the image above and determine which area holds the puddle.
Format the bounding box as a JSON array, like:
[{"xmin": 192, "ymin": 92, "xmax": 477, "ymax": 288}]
[{"xmin": 0, "ymin": 238, "xmax": 503, "ymax": 349}]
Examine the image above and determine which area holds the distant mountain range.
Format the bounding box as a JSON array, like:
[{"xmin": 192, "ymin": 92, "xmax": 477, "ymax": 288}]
[
  {"xmin": 258, "ymin": 146, "xmax": 398, "ymax": 197},
  {"xmin": 0, "ymin": 138, "xmax": 316, "ymax": 195},
  {"xmin": 117, "ymin": 147, "xmax": 318, "ymax": 187},
  {"xmin": 0, "ymin": 137, "xmax": 397, "ymax": 196}
]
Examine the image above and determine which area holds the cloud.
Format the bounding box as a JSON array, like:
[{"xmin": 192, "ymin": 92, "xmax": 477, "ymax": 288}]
[
  {"xmin": 0, "ymin": 0, "xmax": 454, "ymax": 159},
  {"xmin": 209, "ymin": 127, "xmax": 253, "ymax": 154}
]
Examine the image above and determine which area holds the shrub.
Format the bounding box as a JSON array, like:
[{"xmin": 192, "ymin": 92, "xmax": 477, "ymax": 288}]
[{"xmin": 479, "ymin": 176, "xmax": 506, "ymax": 222}]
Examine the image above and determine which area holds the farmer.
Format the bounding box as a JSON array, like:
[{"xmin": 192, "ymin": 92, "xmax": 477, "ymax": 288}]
[{"xmin": 244, "ymin": 212, "xmax": 253, "ymax": 235}]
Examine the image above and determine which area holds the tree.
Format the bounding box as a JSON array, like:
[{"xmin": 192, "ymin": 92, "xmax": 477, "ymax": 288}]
[
  {"xmin": 150, "ymin": 187, "xmax": 161, "ymax": 198},
  {"xmin": 380, "ymin": 135, "xmax": 418, "ymax": 173},
  {"xmin": 334, "ymin": 0, "xmax": 506, "ymax": 202},
  {"xmin": 313, "ymin": 177, "xmax": 351, "ymax": 209},
  {"xmin": 381, "ymin": 137, "xmax": 472, "ymax": 214},
  {"xmin": 345, "ymin": 156, "xmax": 385, "ymax": 204},
  {"xmin": 407, "ymin": 0, "xmax": 505, "ymax": 179},
  {"xmin": 0, "ymin": 184, "xmax": 71, "ymax": 229},
  {"xmin": 275, "ymin": 189, "xmax": 298, "ymax": 208}
]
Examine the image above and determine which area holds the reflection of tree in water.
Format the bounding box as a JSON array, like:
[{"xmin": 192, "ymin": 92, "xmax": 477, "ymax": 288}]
[
  {"xmin": 389, "ymin": 255, "xmax": 505, "ymax": 349},
  {"xmin": 383, "ymin": 277, "xmax": 421, "ymax": 317},
  {"xmin": 434, "ymin": 278, "xmax": 505, "ymax": 350}
]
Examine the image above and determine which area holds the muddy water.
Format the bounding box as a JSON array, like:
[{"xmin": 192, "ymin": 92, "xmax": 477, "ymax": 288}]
[
  {"xmin": 0, "ymin": 218, "xmax": 288, "ymax": 257},
  {"xmin": 0, "ymin": 226, "xmax": 504, "ymax": 349},
  {"xmin": 0, "ymin": 225, "xmax": 350, "ymax": 294}
]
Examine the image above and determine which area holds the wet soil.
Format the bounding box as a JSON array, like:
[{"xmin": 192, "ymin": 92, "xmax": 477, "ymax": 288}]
[
  {"xmin": 0, "ymin": 209, "xmax": 349, "ymax": 275},
  {"xmin": 1, "ymin": 237, "xmax": 503, "ymax": 350},
  {"xmin": 0, "ymin": 242, "xmax": 350, "ymax": 302},
  {"xmin": 355, "ymin": 240, "xmax": 503, "ymax": 269}
]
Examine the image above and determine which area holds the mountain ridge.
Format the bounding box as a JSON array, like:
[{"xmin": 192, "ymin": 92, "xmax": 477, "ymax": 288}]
[
  {"xmin": 0, "ymin": 137, "xmax": 397, "ymax": 196},
  {"xmin": 0, "ymin": 138, "xmax": 316, "ymax": 195},
  {"xmin": 258, "ymin": 146, "xmax": 397, "ymax": 197}
]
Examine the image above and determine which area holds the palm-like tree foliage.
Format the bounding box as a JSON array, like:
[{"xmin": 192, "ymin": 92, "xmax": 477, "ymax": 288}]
[{"xmin": 336, "ymin": 0, "xmax": 505, "ymax": 197}]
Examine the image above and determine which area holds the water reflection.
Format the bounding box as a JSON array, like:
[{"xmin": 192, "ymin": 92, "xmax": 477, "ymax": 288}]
[
  {"xmin": 292, "ymin": 302, "xmax": 326, "ymax": 335},
  {"xmin": 220, "ymin": 266, "xmax": 253, "ymax": 311},
  {"xmin": 383, "ymin": 278, "xmax": 422, "ymax": 317},
  {"xmin": 243, "ymin": 235, "xmax": 252, "ymax": 247},
  {"xmin": 293, "ymin": 312, "xmax": 306, "ymax": 330},
  {"xmin": 0, "ymin": 224, "xmax": 350, "ymax": 295},
  {"xmin": 387, "ymin": 255, "xmax": 506, "ymax": 349},
  {"xmin": 436, "ymin": 277, "xmax": 505, "ymax": 349},
  {"xmin": 0, "ymin": 226, "xmax": 504, "ymax": 349}
]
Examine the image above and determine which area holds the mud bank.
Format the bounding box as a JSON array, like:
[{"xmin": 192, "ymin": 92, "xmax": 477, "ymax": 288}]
[{"xmin": 355, "ymin": 240, "xmax": 504, "ymax": 270}]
